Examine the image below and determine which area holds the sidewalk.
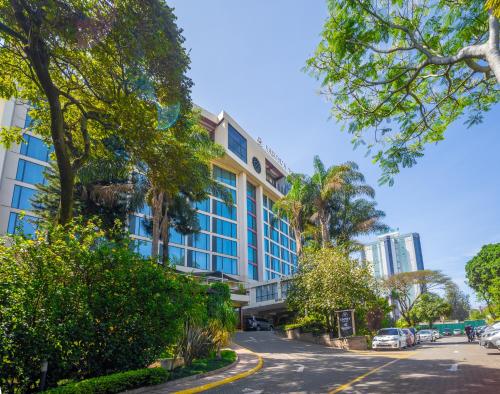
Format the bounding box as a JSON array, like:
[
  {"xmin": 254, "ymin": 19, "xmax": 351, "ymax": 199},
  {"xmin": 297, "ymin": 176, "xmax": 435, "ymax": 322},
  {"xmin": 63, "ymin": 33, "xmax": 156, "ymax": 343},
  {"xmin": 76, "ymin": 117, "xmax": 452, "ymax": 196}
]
[{"xmin": 125, "ymin": 344, "xmax": 262, "ymax": 394}]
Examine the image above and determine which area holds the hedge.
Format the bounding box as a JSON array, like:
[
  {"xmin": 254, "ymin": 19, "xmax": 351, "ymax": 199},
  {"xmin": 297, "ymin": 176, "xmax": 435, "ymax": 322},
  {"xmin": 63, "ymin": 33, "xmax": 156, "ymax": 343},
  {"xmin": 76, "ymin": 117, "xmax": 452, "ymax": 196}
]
[{"xmin": 44, "ymin": 368, "xmax": 169, "ymax": 394}]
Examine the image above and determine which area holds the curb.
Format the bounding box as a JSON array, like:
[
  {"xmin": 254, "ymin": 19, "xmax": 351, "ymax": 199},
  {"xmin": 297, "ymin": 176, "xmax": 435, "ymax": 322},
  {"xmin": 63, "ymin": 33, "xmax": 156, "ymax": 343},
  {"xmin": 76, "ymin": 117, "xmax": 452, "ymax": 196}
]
[
  {"xmin": 166, "ymin": 355, "xmax": 239, "ymax": 386},
  {"xmin": 173, "ymin": 346, "xmax": 264, "ymax": 394}
]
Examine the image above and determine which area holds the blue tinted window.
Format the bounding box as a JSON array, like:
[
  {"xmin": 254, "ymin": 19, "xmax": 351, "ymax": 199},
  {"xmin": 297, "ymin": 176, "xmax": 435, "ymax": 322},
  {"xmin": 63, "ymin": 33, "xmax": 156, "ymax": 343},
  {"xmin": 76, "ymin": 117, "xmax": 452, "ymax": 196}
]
[
  {"xmin": 138, "ymin": 204, "xmax": 152, "ymax": 216},
  {"xmin": 263, "ymin": 209, "xmax": 268, "ymax": 223},
  {"xmin": 281, "ymin": 234, "xmax": 289, "ymax": 248},
  {"xmin": 265, "ymin": 254, "xmax": 270, "ymax": 268},
  {"xmin": 265, "ymin": 270, "xmax": 271, "ymax": 280},
  {"xmin": 169, "ymin": 246, "xmax": 185, "ymax": 266},
  {"xmin": 213, "ymin": 165, "xmax": 236, "ymax": 187},
  {"xmin": 195, "ymin": 198, "xmax": 210, "ymax": 213},
  {"xmin": 190, "ymin": 233, "xmax": 210, "ymax": 250},
  {"xmin": 248, "ymin": 246, "xmax": 257, "ymax": 263},
  {"xmin": 247, "ymin": 198, "xmax": 256, "ymax": 214},
  {"xmin": 20, "ymin": 134, "xmax": 52, "ymax": 162},
  {"xmin": 188, "ymin": 250, "xmax": 209, "ymax": 270},
  {"xmin": 247, "ymin": 214, "xmax": 256, "ymax": 230},
  {"xmin": 134, "ymin": 239, "xmax": 151, "ymax": 258},
  {"xmin": 197, "ymin": 213, "xmax": 210, "ymax": 231},
  {"xmin": 129, "ymin": 215, "xmax": 150, "ymax": 237},
  {"xmin": 170, "ymin": 228, "xmax": 185, "ymax": 245},
  {"xmin": 213, "ymin": 218, "xmax": 237, "ymax": 238},
  {"xmin": 290, "ymin": 240, "xmax": 297, "ymax": 253},
  {"xmin": 11, "ymin": 185, "xmax": 37, "ymax": 211},
  {"xmin": 228, "ymin": 124, "xmax": 247, "ymax": 163},
  {"xmin": 248, "ymin": 264, "xmax": 258, "ymax": 280},
  {"xmin": 265, "ymin": 239, "xmax": 269, "ymax": 253},
  {"xmin": 248, "ymin": 229, "xmax": 256, "ymax": 246},
  {"xmin": 280, "ymin": 221, "xmax": 289, "ymax": 235},
  {"xmin": 24, "ymin": 113, "xmax": 33, "ymax": 129},
  {"xmin": 271, "ymin": 257, "xmax": 280, "ymax": 272},
  {"xmin": 7, "ymin": 212, "xmax": 37, "ymax": 236},
  {"xmin": 213, "ymin": 200, "xmax": 236, "ymax": 220},
  {"xmin": 213, "ymin": 236, "xmax": 237, "ymax": 256},
  {"xmin": 283, "ymin": 263, "xmax": 291, "ymax": 276},
  {"xmin": 263, "ymin": 195, "xmax": 268, "ymax": 208},
  {"xmin": 271, "ymin": 228, "xmax": 279, "ymax": 243},
  {"xmin": 213, "ymin": 255, "xmax": 238, "ymax": 275},
  {"xmin": 213, "ymin": 185, "xmax": 236, "ymax": 203},
  {"xmin": 282, "ymin": 248, "xmax": 290, "ymax": 262},
  {"xmin": 291, "ymin": 254, "xmax": 298, "ymax": 266},
  {"xmin": 247, "ymin": 182, "xmax": 256, "ymax": 197},
  {"xmin": 264, "ymin": 224, "xmax": 269, "ymax": 237},
  {"xmin": 16, "ymin": 159, "xmax": 47, "ymax": 185},
  {"xmin": 271, "ymin": 242, "xmax": 280, "ymax": 258}
]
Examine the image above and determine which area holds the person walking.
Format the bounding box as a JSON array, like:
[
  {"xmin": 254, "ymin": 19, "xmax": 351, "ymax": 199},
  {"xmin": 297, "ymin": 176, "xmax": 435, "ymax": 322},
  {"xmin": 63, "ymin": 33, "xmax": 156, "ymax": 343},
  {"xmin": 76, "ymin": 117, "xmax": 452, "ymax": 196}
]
[{"xmin": 465, "ymin": 325, "xmax": 474, "ymax": 342}]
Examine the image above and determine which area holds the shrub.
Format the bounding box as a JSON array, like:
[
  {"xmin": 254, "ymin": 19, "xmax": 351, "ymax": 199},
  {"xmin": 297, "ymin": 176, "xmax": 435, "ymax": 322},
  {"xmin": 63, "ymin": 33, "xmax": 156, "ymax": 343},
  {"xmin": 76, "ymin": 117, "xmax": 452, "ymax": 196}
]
[
  {"xmin": 0, "ymin": 219, "xmax": 185, "ymax": 392},
  {"xmin": 44, "ymin": 368, "xmax": 169, "ymax": 394}
]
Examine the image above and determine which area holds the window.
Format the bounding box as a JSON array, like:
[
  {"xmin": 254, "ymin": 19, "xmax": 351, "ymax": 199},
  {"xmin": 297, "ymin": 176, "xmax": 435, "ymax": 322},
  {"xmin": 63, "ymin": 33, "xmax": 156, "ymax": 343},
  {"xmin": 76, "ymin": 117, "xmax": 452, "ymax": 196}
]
[
  {"xmin": 212, "ymin": 236, "xmax": 237, "ymax": 256},
  {"xmin": 271, "ymin": 242, "xmax": 280, "ymax": 258},
  {"xmin": 213, "ymin": 218, "xmax": 237, "ymax": 238},
  {"xmin": 248, "ymin": 264, "xmax": 258, "ymax": 280},
  {"xmin": 264, "ymin": 239, "xmax": 269, "ymax": 253},
  {"xmin": 137, "ymin": 204, "xmax": 152, "ymax": 216},
  {"xmin": 280, "ymin": 221, "xmax": 289, "ymax": 235},
  {"xmin": 24, "ymin": 112, "xmax": 33, "ymax": 129},
  {"xmin": 20, "ymin": 134, "xmax": 52, "ymax": 162},
  {"xmin": 282, "ymin": 248, "xmax": 290, "ymax": 262},
  {"xmin": 247, "ymin": 214, "xmax": 256, "ymax": 230},
  {"xmin": 263, "ymin": 209, "xmax": 268, "ymax": 223},
  {"xmin": 16, "ymin": 159, "xmax": 47, "ymax": 185},
  {"xmin": 282, "ymin": 263, "xmax": 291, "ymax": 276},
  {"xmin": 170, "ymin": 228, "xmax": 185, "ymax": 245},
  {"xmin": 280, "ymin": 234, "xmax": 289, "ymax": 248},
  {"xmin": 271, "ymin": 257, "xmax": 280, "ymax": 272},
  {"xmin": 264, "ymin": 224, "xmax": 269, "ymax": 237},
  {"xmin": 247, "ymin": 198, "xmax": 256, "ymax": 214},
  {"xmin": 247, "ymin": 182, "xmax": 256, "ymax": 197},
  {"xmin": 213, "ymin": 255, "xmax": 238, "ymax": 275},
  {"xmin": 129, "ymin": 215, "xmax": 150, "ymax": 238},
  {"xmin": 248, "ymin": 246, "xmax": 257, "ymax": 263},
  {"xmin": 134, "ymin": 239, "xmax": 151, "ymax": 258},
  {"xmin": 213, "ymin": 165, "xmax": 236, "ymax": 187},
  {"xmin": 290, "ymin": 240, "xmax": 297, "ymax": 253},
  {"xmin": 256, "ymin": 283, "xmax": 278, "ymax": 302},
  {"xmin": 11, "ymin": 185, "xmax": 37, "ymax": 211},
  {"xmin": 212, "ymin": 200, "xmax": 236, "ymax": 220},
  {"xmin": 169, "ymin": 246, "xmax": 185, "ymax": 266},
  {"xmin": 188, "ymin": 250, "xmax": 209, "ymax": 270},
  {"xmin": 213, "ymin": 185, "xmax": 237, "ymax": 202},
  {"xmin": 263, "ymin": 195, "xmax": 268, "ymax": 208},
  {"xmin": 228, "ymin": 124, "xmax": 247, "ymax": 163},
  {"xmin": 197, "ymin": 213, "xmax": 210, "ymax": 231},
  {"xmin": 248, "ymin": 229, "xmax": 257, "ymax": 246},
  {"xmin": 195, "ymin": 198, "xmax": 210, "ymax": 213},
  {"xmin": 189, "ymin": 233, "xmax": 210, "ymax": 250},
  {"xmin": 7, "ymin": 212, "xmax": 37, "ymax": 236},
  {"xmin": 271, "ymin": 228, "xmax": 279, "ymax": 243},
  {"xmin": 265, "ymin": 254, "xmax": 270, "ymax": 268}
]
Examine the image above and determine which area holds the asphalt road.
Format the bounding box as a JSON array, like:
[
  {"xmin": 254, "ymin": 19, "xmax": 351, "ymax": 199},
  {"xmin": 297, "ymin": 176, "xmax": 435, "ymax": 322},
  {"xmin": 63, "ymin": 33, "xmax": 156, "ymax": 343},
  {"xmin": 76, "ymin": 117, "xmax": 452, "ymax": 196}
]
[{"xmin": 206, "ymin": 331, "xmax": 500, "ymax": 394}]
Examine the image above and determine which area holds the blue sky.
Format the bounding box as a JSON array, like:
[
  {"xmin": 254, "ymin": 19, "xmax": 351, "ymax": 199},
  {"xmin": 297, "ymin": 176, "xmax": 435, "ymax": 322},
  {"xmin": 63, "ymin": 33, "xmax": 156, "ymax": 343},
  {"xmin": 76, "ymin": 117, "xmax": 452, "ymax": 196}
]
[{"xmin": 169, "ymin": 0, "xmax": 500, "ymax": 304}]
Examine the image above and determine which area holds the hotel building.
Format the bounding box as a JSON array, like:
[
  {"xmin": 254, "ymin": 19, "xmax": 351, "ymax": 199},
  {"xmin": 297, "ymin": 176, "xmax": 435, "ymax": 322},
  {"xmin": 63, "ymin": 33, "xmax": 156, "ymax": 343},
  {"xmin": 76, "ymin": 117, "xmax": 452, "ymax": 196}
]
[{"xmin": 0, "ymin": 100, "xmax": 298, "ymax": 288}]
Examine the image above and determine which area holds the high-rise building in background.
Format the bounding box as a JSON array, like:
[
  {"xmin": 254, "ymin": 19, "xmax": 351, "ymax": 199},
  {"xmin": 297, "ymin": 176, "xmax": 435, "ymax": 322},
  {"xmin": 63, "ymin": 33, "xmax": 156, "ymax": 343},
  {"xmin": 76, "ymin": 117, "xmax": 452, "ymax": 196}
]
[{"xmin": 361, "ymin": 232, "xmax": 425, "ymax": 318}]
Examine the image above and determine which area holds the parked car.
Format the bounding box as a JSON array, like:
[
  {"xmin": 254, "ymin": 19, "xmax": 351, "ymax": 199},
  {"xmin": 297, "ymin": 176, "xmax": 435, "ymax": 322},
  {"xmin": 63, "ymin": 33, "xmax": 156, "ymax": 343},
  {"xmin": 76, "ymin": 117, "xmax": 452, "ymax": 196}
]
[
  {"xmin": 417, "ymin": 329, "xmax": 435, "ymax": 342},
  {"xmin": 453, "ymin": 328, "xmax": 462, "ymax": 335},
  {"xmin": 442, "ymin": 328, "xmax": 452, "ymax": 336},
  {"xmin": 482, "ymin": 331, "xmax": 500, "ymax": 349},
  {"xmin": 244, "ymin": 316, "xmax": 273, "ymax": 331},
  {"xmin": 409, "ymin": 327, "xmax": 420, "ymax": 344},
  {"xmin": 432, "ymin": 329, "xmax": 440, "ymax": 340},
  {"xmin": 402, "ymin": 328, "xmax": 416, "ymax": 346},
  {"xmin": 372, "ymin": 328, "xmax": 408, "ymax": 350},
  {"xmin": 480, "ymin": 329, "xmax": 500, "ymax": 347}
]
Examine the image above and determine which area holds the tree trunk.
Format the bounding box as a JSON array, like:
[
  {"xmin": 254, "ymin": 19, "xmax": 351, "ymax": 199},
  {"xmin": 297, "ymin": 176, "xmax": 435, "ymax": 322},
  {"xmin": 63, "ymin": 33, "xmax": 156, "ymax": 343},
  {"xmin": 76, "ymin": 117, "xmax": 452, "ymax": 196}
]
[
  {"xmin": 160, "ymin": 203, "xmax": 170, "ymax": 265},
  {"xmin": 21, "ymin": 20, "xmax": 75, "ymax": 225},
  {"xmin": 487, "ymin": 15, "xmax": 500, "ymax": 84},
  {"xmin": 319, "ymin": 212, "xmax": 330, "ymax": 247},
  {"xmin": 294, "ymin": 231, "xmax": 303, "ymax": 257},
  {"xmin": 151, "ymin": 190, "xmax": 163, "ymax": 260}
]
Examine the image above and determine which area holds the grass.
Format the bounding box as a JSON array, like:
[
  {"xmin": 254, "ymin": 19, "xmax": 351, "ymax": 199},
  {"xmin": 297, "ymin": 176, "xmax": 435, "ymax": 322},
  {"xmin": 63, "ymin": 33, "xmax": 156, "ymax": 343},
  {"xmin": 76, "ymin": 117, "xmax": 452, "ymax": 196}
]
[{"xmin": 169, "ymin": 350, "xmax": 237, "ymax": 381}]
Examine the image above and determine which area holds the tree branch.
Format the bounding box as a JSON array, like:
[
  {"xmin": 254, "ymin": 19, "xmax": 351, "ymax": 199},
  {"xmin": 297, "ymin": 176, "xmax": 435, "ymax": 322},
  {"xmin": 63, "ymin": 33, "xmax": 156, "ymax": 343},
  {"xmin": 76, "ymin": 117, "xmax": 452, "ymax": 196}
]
[{"xmin": 0, "ymin": 20, "xmax": 27, "ymax": 43}]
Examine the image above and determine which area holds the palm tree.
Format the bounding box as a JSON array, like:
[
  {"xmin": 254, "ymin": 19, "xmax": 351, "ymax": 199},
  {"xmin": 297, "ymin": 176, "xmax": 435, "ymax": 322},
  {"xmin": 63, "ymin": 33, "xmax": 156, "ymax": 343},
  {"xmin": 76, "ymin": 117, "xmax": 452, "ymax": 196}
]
[
  {"xmin": 308, "ymin": 156, "xmax": 350, "ymax": 247},
  {"xmin": 274, "ymin": 173, "xmax": 311, "ymax": 256},
  {"xmin": 328, "ymin": 162, "xmax": 388, "ymax": 249}
]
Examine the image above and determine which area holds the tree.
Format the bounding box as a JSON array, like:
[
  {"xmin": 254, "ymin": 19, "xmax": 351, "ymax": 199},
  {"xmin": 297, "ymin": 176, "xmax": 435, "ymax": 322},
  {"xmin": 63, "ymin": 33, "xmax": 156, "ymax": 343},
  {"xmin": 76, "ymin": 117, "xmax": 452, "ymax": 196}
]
[
  {"xmin": 287, "ymin": 247, "xmax": 379, "ymax": 333},
  {"xmin": 487, "ymin": 0, "xmax": 500, "ymax": 17},
  {"xmin": 466, "ymin": 243, "xmax": 500, "ymax": 317},
  {"xmin": 382, "ymin": 270, "xmax": 452, "ymax": 326},
  {"xmin": 327, "ymin": 161, "xmax": 388, "ymax": 248},
  {"xmin": 307, "ymin": 1, "xmax": 500, "ymax": 184},
  {"xmin": 0, "ymin": 218, "xmax": 186, "ymax": 392},
  {"xmin": 274, "ymin": 173, "xmax": 311, "ymax": 256},
  {"xmin": 445, "ymin": 283, "xmax": 471, "ymax": 321},
  {"xmin": 0, "ymin": 0, "xmax": 191, "ymax": 223},
  {"xmin": 308, "ymin": 156, "xmax": 349, "ymax": 246},
  {"xmin": 411, "ymin": 293, "xmax": 452, "ymax": 328}
]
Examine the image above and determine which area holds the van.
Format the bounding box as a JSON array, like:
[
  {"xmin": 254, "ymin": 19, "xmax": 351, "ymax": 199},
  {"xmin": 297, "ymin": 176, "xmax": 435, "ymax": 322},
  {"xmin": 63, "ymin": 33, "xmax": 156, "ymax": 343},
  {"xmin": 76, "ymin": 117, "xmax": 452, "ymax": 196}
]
[{"xmin": 244, "ymin": 316, "xmax": 273, "ymax": 331}]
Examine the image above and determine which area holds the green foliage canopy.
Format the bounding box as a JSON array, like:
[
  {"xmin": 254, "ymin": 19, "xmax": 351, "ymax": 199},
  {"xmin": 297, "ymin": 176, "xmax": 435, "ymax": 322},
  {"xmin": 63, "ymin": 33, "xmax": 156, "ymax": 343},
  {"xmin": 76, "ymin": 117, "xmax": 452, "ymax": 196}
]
[
  {"xmin": 308, "ymin": 1, "xmax": 500, "ymax": 184},
  {"xmin": 411, "ymin": 293, "xmax": 452, "ymax": 327}
]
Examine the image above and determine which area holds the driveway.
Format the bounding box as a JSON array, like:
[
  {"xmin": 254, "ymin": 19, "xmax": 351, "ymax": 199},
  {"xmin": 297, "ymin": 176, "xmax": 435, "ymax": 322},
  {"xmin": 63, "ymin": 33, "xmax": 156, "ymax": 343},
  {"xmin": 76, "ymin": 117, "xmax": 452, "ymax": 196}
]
[{"xmin": 205, "ymin": 331, "xmax": 500, "ymax": 393}]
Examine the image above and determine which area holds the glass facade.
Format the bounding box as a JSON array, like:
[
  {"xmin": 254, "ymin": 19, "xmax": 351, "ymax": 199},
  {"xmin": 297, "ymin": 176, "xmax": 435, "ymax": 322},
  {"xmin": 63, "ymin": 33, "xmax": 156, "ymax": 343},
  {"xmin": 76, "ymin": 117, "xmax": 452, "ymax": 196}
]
[
  {"xmin": 20, "ymin": 133, "xmax": 52, "ymax": 162},
  {"xmin": 228, "ymin": 124, "xmax": 247, "ymax": 163},
  {"xmin": 16, "ymin": 159, "xmax": 47, "ymax": 185},
  {"xmin": 7, "ymin": 212, "xmax": 37, "ymax": 236},
  {"xmin": 11, "ymin": 185, "xmax": 38, "ymax": 211},
  {"xmin": 247, "ymin": 182, "xmax": 258, "ymax": 280},
  {"xmin": 262, "ymin": 194, "xmax": 298, "ymax": 280}
]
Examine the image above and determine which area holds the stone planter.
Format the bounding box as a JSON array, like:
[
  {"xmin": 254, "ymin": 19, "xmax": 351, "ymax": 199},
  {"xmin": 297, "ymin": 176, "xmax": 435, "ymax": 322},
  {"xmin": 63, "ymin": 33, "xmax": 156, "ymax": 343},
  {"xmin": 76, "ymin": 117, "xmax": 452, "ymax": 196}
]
[
  {"xmin": 160, "ymin": 357, "xmax": 185, "ymax": 371},
  {"xmin": 285, "ymin": 328, "xmax": 367, "ymax": 350}
]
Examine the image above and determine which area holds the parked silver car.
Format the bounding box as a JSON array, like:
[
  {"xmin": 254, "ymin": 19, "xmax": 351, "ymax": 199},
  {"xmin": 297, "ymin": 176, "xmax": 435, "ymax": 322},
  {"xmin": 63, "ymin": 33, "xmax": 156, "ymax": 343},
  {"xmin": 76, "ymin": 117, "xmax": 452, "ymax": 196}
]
[
  {"xmin": 372, "ymin": 328, "xmax": 408, "ymax": 350},
  {"xmin": 417, "ymin": 329, "xmax": 435, "ymax": 342}
]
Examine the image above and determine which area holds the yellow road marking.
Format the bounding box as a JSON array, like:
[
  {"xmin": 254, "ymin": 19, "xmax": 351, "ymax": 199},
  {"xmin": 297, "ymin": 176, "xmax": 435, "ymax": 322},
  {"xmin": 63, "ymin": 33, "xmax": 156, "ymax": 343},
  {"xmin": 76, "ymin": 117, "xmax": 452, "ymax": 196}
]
[
  {"xmin": 328, "ymin": 353, "xmax": 412, "ymax": 393},
  {"xmin": 174, "ymin": 349, "xmax": 264, "ymax": 394},
  {"xmin": 347, "ymin": 350, "xmax": 416, "ymax": 359}
]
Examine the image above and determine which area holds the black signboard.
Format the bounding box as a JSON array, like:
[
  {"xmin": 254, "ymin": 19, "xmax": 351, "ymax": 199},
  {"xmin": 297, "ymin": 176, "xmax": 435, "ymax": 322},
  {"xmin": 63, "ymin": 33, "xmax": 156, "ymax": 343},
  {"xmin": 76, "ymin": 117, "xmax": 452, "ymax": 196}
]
[{"xmin": 337, "ymin": 310, "xmax": 355, "ymax": 337}]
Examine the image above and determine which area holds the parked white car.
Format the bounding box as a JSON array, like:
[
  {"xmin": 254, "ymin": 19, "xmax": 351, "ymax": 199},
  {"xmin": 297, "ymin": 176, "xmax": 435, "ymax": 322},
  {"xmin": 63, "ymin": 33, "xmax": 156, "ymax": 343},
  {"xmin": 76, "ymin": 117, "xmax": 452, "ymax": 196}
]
[
  {"xmin": 372, "ymin": 328, "xmax": 408, "ymax": 350},
  {"xmin": 483, "ymin": 331, "xmax": 500, "ymax": 349},
  {"xmin": 480, "ymin": 329, "xmax": 500, "ymax": 347},
  {"xmin": 417, "ymin": 329, "xmax": 435, "ymax": 342}
]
